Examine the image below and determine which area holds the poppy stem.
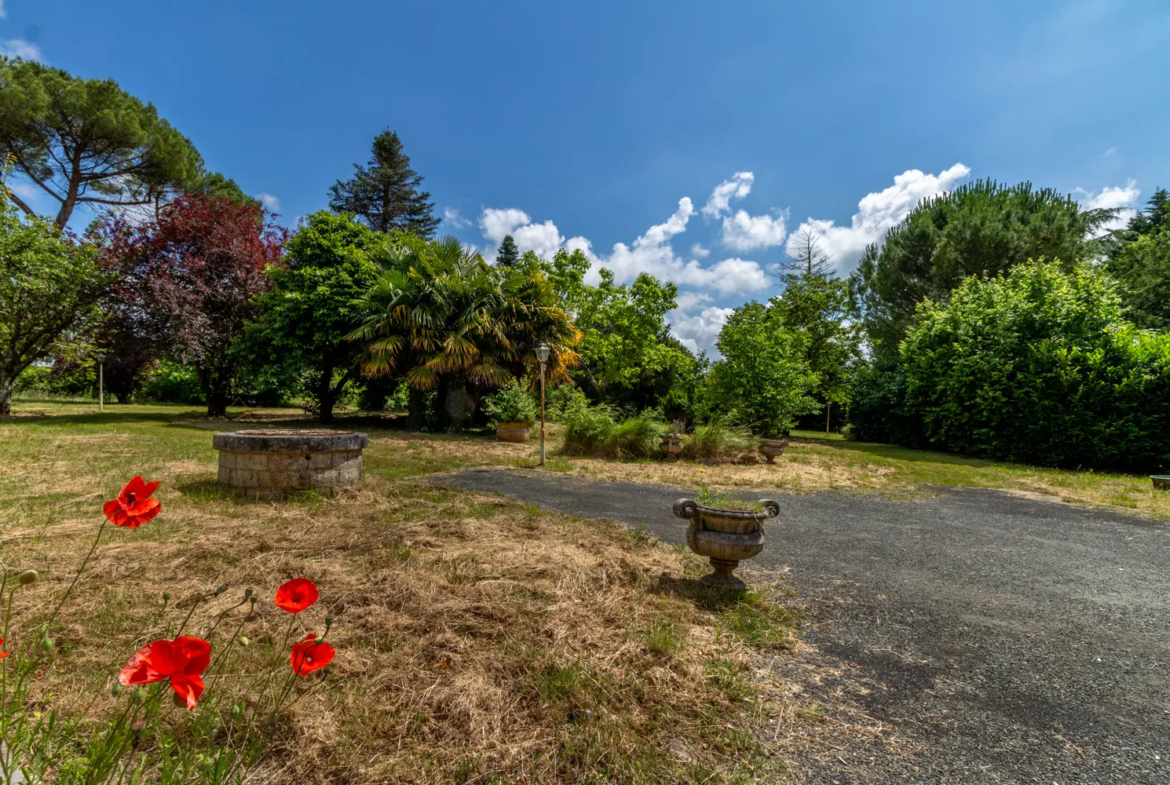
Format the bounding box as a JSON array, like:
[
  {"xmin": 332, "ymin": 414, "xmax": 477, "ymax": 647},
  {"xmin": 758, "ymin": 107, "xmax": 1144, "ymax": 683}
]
[{"xmin": 45, "ymin": 518, "xmax": 108, "ymax": 633}]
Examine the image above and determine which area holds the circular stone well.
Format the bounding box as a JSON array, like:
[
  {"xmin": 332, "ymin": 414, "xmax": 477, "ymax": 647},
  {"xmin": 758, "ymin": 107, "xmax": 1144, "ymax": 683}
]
[{"xmin": 212, "ymin": 429, "xmax": 369, "ymax": 497}]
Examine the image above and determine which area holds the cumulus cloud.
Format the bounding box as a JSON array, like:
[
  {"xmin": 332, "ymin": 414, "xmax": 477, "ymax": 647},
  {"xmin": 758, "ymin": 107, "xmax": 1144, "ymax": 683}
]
[
  {"xmin": 787, "ymin": 163, "xmax": 970, "ymax": 273},
  {"xmin": 443, "ymin": 207, "xmax": 471, "ymax": 229},
  {"xmin": 256, "ymin": 193, "xmax": 281, "ymax": 212},
  {"xmin": 721, "ymin": 209, "xmax": 788, "ymax": 251},
  {"xmin": 690, "ymin": 243, "xmax": 710, "ymax": 259},
  {"xmin": 669, "ymin": 306, "xmax": 734, "ymax": 356},
  {"xmin": 475, "ymin": 197, "xmax": 771, "ymax": 296},
  {"xmin": 1076, "ymin": 179, "xmax": 1140, "ymax": 234},
  {"xmin": 0, "ymin": 39, "xmax": 43, "ymax": 62},
  {"xmin": 702, "ymin": 172, "xmax": 754, "ymax": 218}
]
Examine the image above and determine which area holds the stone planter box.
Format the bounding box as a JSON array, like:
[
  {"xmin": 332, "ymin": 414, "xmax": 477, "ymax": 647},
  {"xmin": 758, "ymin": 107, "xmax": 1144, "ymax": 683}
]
[
  {"xmin": 496, "ymin": 422, "xmax": 532, "ymax": 443},
  {"xmin": 213, "ymin": 429, "xmax": 368, "ymax": 498},
  {"xmin": 673, "ymin": 498, "xmax": 780, "ymax": 589}
]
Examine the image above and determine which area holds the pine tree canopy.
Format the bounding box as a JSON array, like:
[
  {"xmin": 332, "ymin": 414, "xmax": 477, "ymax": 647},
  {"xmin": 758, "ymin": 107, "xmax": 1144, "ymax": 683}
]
[
  {"xmin": 328, "ymin": 129, "xmax": 439, "ymax": 237},
  {"xmin": 496, "ymin": 234, "xmax": 519, "ymax": 267}
]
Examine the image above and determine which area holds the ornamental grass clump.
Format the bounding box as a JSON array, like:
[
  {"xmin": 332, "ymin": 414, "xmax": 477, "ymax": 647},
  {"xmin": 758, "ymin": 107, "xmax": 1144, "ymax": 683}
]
[
  {"xmin": 559, "ymin": 404, "xmax": 664, "ymax": 459},
  {"xmin": 0, "ymin": 477, "xmax": 337, "ymax": 784},
  {"xmin": 681, "ymin": 418, "xmax": 759, "ymax": 464}
]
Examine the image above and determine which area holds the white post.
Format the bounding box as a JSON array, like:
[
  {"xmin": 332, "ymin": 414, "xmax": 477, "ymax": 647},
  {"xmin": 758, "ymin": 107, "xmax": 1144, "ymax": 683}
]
[
  {"xmin": 539, "ymin": 361, "xmax": 547, "ymax": 466},
  {"xmin": 98, "ymin": 361, "xmax": 104, "ymax": 413}
]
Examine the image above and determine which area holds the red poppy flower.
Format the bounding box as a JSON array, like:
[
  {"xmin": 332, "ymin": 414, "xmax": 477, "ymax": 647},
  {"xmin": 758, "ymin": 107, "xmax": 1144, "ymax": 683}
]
[
  {"xmin": 289, "ymin": 633, "xmax": 334, "ymax": 675},
  {"xmin": 118, "ymin": 636, "xmax": 211, "ymax": 710},
  {"xmin": 102, "ymin": 476, "xmax": 161, "ymax": 529},
  {"xmin": 274, "ymin": 578, "xmax": 318, "ymax": 614},
  {"xmin": 0, "ymin": 638, "xmax": 8, "ymax": 661}
]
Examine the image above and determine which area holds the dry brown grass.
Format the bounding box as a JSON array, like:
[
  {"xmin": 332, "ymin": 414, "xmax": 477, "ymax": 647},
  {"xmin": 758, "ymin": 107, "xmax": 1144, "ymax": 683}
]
[{"xmin": 0, "ymin": 403, "xmax": 810, "ymax": 784}]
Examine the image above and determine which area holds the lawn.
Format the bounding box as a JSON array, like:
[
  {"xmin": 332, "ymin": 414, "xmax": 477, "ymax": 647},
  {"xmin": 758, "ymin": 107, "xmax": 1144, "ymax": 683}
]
[{"xmin": 0, "ymin": 401, "xmax": 801, "ymax": 784}]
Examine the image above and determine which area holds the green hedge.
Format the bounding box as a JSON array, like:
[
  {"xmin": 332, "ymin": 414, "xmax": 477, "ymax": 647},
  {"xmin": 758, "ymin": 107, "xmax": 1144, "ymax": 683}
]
[{"xmin": 900, "ymin": 261, "xmax": 1170, "ymax": 472}]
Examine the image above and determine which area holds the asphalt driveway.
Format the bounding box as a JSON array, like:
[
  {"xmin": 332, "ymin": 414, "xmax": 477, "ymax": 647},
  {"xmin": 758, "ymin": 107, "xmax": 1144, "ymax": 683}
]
[{"xmin": 435, "ymin": 469, "xmax": 1170, "ymax": 784}]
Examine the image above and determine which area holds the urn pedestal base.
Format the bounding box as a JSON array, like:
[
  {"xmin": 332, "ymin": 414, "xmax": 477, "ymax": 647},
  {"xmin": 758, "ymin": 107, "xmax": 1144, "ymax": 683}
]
[{"xmin": 700, "ymin": 558, "xmax": 748, "ymax": 590}]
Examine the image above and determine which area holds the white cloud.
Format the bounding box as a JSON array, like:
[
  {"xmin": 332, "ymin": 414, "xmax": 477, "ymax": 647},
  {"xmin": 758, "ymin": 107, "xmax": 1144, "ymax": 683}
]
[
  {"xmin": 1076, "ymin": 179, "xmax": 1140, "ymax": 234},
  {"xmin": 443, "ymin": 207, "xmax": 471, "ymax": 229},
  {"xmin": 1103, "ymin": 146, "xmax": 1119, "ymax": 158},
  {"xmin": 788, "ymin": 163, "xmax": 970, "ymax": 273},
  {"xmin": 8, "ymin": 180, "xmax": 40, "ymax": 203},
  {"xmin": 675, "ymin": 291, "xmax": 713, "ymax": 311},
  {"xmin": 669, "ymin": 306, "xmax": 734, "ymax": 356},
  {"xmin": 702, "ymin": 172, "xmax": 754, "ymax": 218},
  {"xmin": 0, "ymin": 2, "xmax": 7, "ymax": 19},
  {"xmin": 256, "ymin": 193, "xmax": 281, "ymax": 212},
  {"xmin": 690, "ymin": 243, "xmax": 710, "ymax": 259},
  {"xmin": 0, "ymin": 39, "xmax": 43, "ymax": 62},
  {"xmin": 721, "ymin": 209, "xmax": 788, "ymax": 251},
  {"xmin": 475, "ymin": 195, "xmax": 771, "ymax": 296}
]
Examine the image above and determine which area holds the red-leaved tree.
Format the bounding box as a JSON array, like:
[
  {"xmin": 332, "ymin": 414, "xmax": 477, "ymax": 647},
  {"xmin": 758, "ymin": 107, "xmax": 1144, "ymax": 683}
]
[{"xmin": 101, "ymin": 195, "xmax": 286, "ymax": 416}]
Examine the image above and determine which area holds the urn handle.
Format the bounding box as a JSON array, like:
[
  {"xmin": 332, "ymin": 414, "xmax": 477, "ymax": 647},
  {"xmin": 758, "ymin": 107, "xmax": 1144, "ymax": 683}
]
[
  {"xmin": 673, "ymin": 498, "xmax": 701, "ymax": 530},
  {"xmin": 759, "ymin": 499, "xmax": 780, "ymax": 519}
]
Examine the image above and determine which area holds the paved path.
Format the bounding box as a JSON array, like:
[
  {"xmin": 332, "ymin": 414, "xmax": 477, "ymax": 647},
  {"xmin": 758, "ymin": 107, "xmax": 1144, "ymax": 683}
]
[{"xmin": 436, "ymin": 469, "xmax": 1170, "ymax": 784}]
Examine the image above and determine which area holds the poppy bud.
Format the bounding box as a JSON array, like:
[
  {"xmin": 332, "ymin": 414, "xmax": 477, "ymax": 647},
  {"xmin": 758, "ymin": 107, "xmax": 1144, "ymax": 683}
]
[
  {"xmin": 112, "ymin": 683, "xmax": 123, "ymax": 697},
  {"xmin": 134, "ymin": 687, "xmax": 148, "ymax": 702},
  {"xmin": 215, "ymin": 585, "xmax": 226, "ymax": 596},
  {"xmin": 244, "ymin": 588, "xmax": 253, "ymax": 598},
  {"xmin": 162, "ymin": 593, "xmax": 171, "ymax": 602},
  {"xmin": 39, "ymin": 637, "xmax": 53, "ymax": 653},
  {"xmin": 239, "ymin": 636, "xmax": 250, "ymax": 647},
  {"xmin": 325, "ymin": 617, "xmax": 333, "ymax": 628},
  {"xmin": 17, "ymin": 570, "xmax": 38, "ymax": 585},
  {"xmin": 231, "ymin": 703, "xmax": 244, "ymax": 719}
]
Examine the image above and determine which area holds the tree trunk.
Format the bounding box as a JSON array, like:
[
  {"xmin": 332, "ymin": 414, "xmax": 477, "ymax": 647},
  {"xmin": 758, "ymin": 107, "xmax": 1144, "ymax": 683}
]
[
  {"xmin": 407, "ymin": 386, "xmax": 428, "ymax": 431},
  {"xmin": 0, "ymin": 373, "xmax": 13, "ymax": 416}
]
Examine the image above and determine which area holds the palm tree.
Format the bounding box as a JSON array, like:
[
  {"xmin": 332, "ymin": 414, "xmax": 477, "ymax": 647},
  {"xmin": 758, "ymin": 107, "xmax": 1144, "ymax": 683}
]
[{"xmin": 351, "ymin": 235, "xmax": 579, "ymax": 430}]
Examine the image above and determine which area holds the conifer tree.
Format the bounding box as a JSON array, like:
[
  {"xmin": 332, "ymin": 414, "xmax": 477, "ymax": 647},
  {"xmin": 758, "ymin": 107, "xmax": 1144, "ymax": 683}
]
[
  {"xmin": 328, "ymin": 130, "xmax": 439, "ymax": 237},
  {"xmin": 496, "ymin": 234, "xmax": 519, "ymax": 267}
]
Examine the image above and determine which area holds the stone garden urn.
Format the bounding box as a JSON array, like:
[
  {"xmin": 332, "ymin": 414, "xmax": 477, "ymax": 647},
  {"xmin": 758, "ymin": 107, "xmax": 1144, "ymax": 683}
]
[
  {"xmin": 758, "ymin": 438, "xmax": 789, "ymax": 463},
  {"xmin": 672, "ymin": 498, "xmax": 780, "ymax": 589},
  {"xmin": 660, "ymin": 433, "xmax": 684, "ymax": 461},
  {"xmin": 496, "ymin": 423, "xmax": 532, "ymax": 443},
  {"xmin": 1152, "ymin": 475, "xmax": 1170, "ymax": 491}
]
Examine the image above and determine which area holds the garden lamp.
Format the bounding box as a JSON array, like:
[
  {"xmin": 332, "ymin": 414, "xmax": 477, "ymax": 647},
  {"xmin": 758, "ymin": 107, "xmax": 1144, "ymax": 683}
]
[{"xmin": 536, "ymin": 343, "xmax": 550, "ymax": 465}]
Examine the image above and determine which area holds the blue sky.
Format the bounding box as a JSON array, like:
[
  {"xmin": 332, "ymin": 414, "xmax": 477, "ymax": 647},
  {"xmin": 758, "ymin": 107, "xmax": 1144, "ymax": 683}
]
[{"xmin": 4, "ymin": 0, "xmax": 1168, "ymax": 354}]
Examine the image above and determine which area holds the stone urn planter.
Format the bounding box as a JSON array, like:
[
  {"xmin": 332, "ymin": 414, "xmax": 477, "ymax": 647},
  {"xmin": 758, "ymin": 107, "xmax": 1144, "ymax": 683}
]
[
  {"xmin": 213, "ymin": 429, "xmax": 368, "ymax": 498},
  {"xmin": 758, "ymin": 438, "xmax": 789, "ymax": 463},
  {"xmin": 672, "ymin": 498, "xmax": 780, "ymax": 589},
  {"xmin": 496, "ymin": 422, "xmax": 532, "ymax": 443},
  {"xmin": 1152, "ymin": 475, "xmax": 1170, "ymax": 491},
  {"xmin": 660, "ymin": 433, "xmax": 684, "ymax": 461}
]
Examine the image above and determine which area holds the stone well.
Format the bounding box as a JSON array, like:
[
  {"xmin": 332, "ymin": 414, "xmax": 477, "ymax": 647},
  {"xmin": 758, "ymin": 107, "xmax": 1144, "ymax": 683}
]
[{"xmin": 212, "ymin": 429, "xmax": 369, "ymax": 497}]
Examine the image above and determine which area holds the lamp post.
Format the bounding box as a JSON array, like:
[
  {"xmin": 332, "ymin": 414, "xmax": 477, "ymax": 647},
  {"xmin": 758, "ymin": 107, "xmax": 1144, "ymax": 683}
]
[
  {"xmin": 535, "ymin": 343, "xmax": 550, "ymax": 466},
  {"xmin": 97, "ymin": 356, "xmax": 104, "ymax": 413}
]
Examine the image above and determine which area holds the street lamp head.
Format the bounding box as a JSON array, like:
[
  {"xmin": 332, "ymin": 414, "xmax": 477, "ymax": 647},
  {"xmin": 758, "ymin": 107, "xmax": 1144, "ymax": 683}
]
[{"xmin": 535, "ymin": 343, "xmax": 550, "ymax": 363}]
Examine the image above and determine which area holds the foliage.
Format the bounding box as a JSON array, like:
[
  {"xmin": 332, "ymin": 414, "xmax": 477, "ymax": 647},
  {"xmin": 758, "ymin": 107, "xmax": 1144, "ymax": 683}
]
[
  {"xmin": 481, "ymin": 378, "xmax": 538, "ymax": 426},
  {"xmin": 0, "ymin": 187, "xmax": 106, "ymax": 414},
  {"xmin": 0, "ymin": 58, "xmax": 233, "ymax": 228},
  {"xmin": 14, "ymin": 361, "xmax": 97, "ymax": 400},
  {"xmin": 495, "ymin": 234, "xmax": 519, "ymax": 267},
  {"xmin": 707, "ymin": 301, "xmax": 818, "ymax": 438},
  {"xmin": 99, "ymin": 194, "xmax": 286, "ymax": 417},
  {"xmin": 680, "ymin": 419, "xmax": 757, "ymax": 463},
  {"xmin": 545, "ymin": 384, "xmax": 589, "ymax": 422},
  {"xmin": 352, "ymin": 236, "xmax": 580, "ymax": 431},
  {"xmin": 547, "ymin": 250, "xmax": 704, "ymax": 420},
  {"xmin": 248, "ymin": 212, "xmax": 384, "ymax": 422},
  {"xmin": 844, "ymin": 352, "xmax": 927, "ymax": 446},
  {"xmin": 901, "ymin": 260, "xmax": 1170, "ymax": 471},
  {"xmin": 139, "ymin": 360, "xmax": 205, "ymax": 404},
  {"xmin": 1106, "ymin": 188, "xmax": 1170, "ymax": 331},
  {"xmin": 328, "ymin": 129, "xmax": 439, "ymax": 237},
  {"xmin": 772, "ymin": 271, "xmax": 861, "ymax": 411},
  {"xmin": 559, "ymin": 404, "xmax": 665, "ymax": 460},
  {"xmin": 852, "ymin": 179, "xmax": 1117, "ymax": 350}
]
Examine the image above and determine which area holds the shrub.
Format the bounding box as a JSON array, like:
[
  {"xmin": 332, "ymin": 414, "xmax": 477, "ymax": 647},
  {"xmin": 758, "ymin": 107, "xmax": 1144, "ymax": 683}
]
[
  {"xmin": 482, "ymin": 379, "xmax": 538, "ymax": 426},
  {"xmin": 901, "ymin": 260, "xmax": 1170, "ymax": 471},
  {"xmin": 545, "ymin": 384, "xmax": 589, "ymax": 422},
  {"xmin": 560, "ymin": 404, "xmax": 664, "ymax": 459},
  {"xmin": 845, "ymin": 353, "xmax": 927, "ymax": 446},
  {"xmin": 681, "ymin": 419, "xmax": 757, "ymax": 462},
  {"xmin": 139, "ymin": 361, "xmax": 205, "ymax": 404}
]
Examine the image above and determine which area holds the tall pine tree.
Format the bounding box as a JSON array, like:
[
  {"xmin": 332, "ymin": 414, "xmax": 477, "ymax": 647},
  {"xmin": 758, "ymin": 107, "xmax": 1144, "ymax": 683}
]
[
  {"xmin": 329, "ymin": 130, "xmax": 439, "ymax": 236},
  {"xmin": 496, "ymin": 234, "xmax": 519, "ymax": 267}
]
